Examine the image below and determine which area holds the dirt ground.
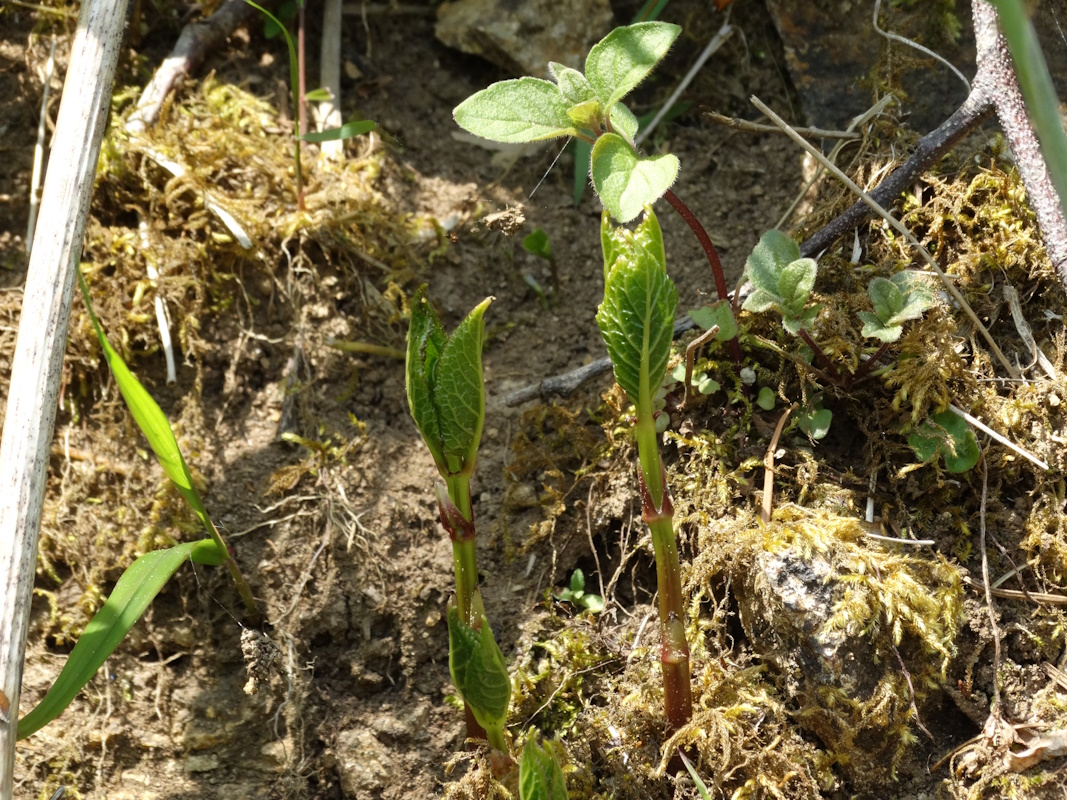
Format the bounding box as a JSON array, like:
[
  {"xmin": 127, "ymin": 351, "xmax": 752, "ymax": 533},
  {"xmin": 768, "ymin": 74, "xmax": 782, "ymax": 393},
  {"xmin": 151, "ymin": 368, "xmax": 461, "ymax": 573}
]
[{"xmin": 3, "ymin": 1, "xmax": 1067, "ymax": 798}]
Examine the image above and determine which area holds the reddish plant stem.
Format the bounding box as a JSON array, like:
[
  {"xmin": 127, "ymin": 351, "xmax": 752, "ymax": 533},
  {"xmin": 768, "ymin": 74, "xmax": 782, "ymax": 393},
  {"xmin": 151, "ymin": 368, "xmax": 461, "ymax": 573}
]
[
  {"xmin": 662, "ymin": 189, "xmax": 743, "ymax": 364},
  {"xmin": 850, "ymin": 341, "xmax": 892, "ymax": 384},
  {"xmin": 796, "ymin": 328, "xmax": 841, "ymax": 385}
]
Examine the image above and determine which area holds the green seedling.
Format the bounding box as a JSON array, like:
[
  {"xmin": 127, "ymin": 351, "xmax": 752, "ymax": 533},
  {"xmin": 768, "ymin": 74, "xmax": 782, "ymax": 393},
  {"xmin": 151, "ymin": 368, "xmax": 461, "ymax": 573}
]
[
  {"xmin": 798, "ymin": 397, "xmax": 833, "ymax": 441},
  {"xmin": 907, "ymin": 409, "xmax": 981, "ymax": 473},
  {"xmin": 555, "ymin": 569, "xmax": 605, "ymax": 614},
  {"xmin": 244, "ymin": 1, "xmax": 378, "ymax": 210},
  {"xmin": 757, "ymin": 386, "xmax": 776, "ymax": 411},
  {"xmin": 406, "ymin": 289, "xmax": 510, "ymax": 750},
  {"xmin": 454, "ymin": 21, "xmax": 743, "ymax": 364},
  {"xmin": 18, "ymin": 272, "xmax": 258, "ymax": 739},
  {"xmin": 522, "ymin": 227, "xmax": 559, "ymax": 298},
  {"xmin": 859, "ymin": 273, "xmax": 936, "ymax": 343},
  {"xmin": 742, "ymin": 230, "xmax": 821, "ymax": 334},
  {"xmin": 678, "ymin": 750, "xmax": 713, "ymax": 800},
  {"xmin": 597, "ymin": 207, "xmax": 693, "ymax": 731},
  {"xmin": 520, "ymin": 736, "xmax": 569, "ymax": 800}
]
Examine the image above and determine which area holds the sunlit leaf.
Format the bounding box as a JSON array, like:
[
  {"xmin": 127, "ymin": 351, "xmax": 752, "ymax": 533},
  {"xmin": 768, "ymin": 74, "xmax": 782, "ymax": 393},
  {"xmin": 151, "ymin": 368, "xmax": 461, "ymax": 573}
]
[
  {"xmin": 454, "ymin": 78, "xmax": 577, "ymax": 143},
  {"xmin": 584, "ymin": 22, "xmax": 682, "ymax": 108},
  {"xmin": 591, "ymin": 133, "xmax": 678, "ymax": 223},
  {"xmin": 520, "ymin": 737, "xmax": 569, "ymax": 800},
  {"xmin": 300, "ymin": 119, "xmax": 377, "ymax": 142},
  {"xmin": 448, "ymin": 598, "xmax": 511, "ymax": 733},
  {"xmin": 907, "ymin": 410, "xmax": 980, "ymax": 473},
  {"xmin": 18, "ymin": 539, "xmax": 224, "ymax": 739}
]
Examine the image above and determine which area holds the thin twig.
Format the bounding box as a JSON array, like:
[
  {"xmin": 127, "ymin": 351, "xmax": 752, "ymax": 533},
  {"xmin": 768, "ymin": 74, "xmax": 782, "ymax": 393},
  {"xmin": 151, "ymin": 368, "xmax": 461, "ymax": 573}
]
[
  {"xmin": 948, "ymin": 403, "xmax": 1048, "ymax": 471},
  {"xmin": 751, "ymin": 95, "xmax": 1019, "ymax": 379},
  {"xmin": 762, "ymin": 403, "xmax": 798, "ymax": 525},
  {"xmin": 873, "ymin": 0, "xmax": 970, "ymax": 93},
  {"xmin": 703, "ymin": 111, "xmax": 859, "ymax": 140},
  {"xmin": 585, "ymin": 484, "xmax": 607, "ymax": 606},
  {"xmin": 980, "ymin": 457, "xmax": 1002, "ymax": 711}
]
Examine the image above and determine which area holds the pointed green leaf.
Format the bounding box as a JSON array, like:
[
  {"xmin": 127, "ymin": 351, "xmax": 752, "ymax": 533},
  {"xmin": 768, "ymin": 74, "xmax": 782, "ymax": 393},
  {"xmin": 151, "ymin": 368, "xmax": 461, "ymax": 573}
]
[
  {"xmin": 591, "ymin": 133, "xmax": 678, "ymax": 223},
  {"xmin": 454, "ymin": 78, "xmax": 577, "ymax": 143},
  {"xmin": 610, "ymin": 102, "xmax": 640, "ymax": 143},
  {"xmin": 741, "ymin": 288, "xmax": 777, "ymax": 314},
  {"xmin": 406, "ymin": 288, "xmax": 448, "ymax": 472},
  {"xmin": 299, "ymin": 119, "xmax": 377, "ymax": 142},
  {"xmin": 570, "ymin": 569, "xmax": 585, "ymax": 593},
  {"xmin": 18, "ymin": 539, "xmax": 223, "ymax": 739},
  {"xmin": 779, "ymin": 257, "xmax": 818, "ymax": 310},
  {"xmin": 78, "ymin": 273, "xmax": 216, "ymax": 538},
  {"xmin": 743, "ymin": 230, "xmax": 800, "ymax": 300},
  {"xmin": 687, "ymin": 301, "xmax": 739, "ymax": 341},
  {"xmin": 858, "ymin": 311, "xmax": 902, "ymax": 343},
  {"xmin": 303, "ymin": 87, "xmax": 333, "ymax": 102},
  {"xmin": 584, "ymin": 22, "xmax": 682, "ymax": 107},
  {"xmin": 868, "ymin": 276, "xmax": 904, "ymax": 322},
  {"xmin": 597, "ymin": 210, "xmax": 678, "ymax": 414},
  {"xmin": 549, "ymin": 62, "xmax": 596, "ymax": 106},
  {"xmin": 678, "ymin": 751, "xmax": 713, "ymax": 800},
  {"xmin": 520, "ymin": 737, "xmax": 569, "ymax": 800},
  {"xmin": 448, "ymin": 601, "xmax": 511, "ymax": 732},
  {"xmin": 434, "ymin": 297, "xmax": 492, "ymax": 475},
  {"xmin": 600, "ymin": 209, "xmax": 627, "ymax": 282}
]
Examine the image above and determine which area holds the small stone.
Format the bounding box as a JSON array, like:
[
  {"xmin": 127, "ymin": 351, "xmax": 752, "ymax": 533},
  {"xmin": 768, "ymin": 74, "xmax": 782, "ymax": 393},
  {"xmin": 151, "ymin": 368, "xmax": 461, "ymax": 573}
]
[
  {"xmin": 334, "ymin": 730, "xmax": 388, "ymax": 794},
  {"xmin": 184, "ymin": 754, "xmax": 220, "ymax": 774}
]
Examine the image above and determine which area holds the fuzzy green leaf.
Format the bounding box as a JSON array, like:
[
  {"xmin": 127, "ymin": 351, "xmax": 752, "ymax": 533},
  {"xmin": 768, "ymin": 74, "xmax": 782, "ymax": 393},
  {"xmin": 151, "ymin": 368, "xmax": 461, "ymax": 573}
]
[
  {"xmin": 448, "ymin": 601, "xmax": 511, "ymax": 732},
  {"xmin": 434, "ymin": 298, "xmax": 492, "ymax": 474},
  {"xmin": 584, "ymin": 22, "xmax": 681, "ymax": 108},
  {"xmin": 454, "ymin": 77, "xmax": 577, "ymax": 143},
  {"xmin": 744, "ymin": 230, "xmax": 800, "ymax": 297},
  {"xmin": 406, "ymin": 288, "xmax": 448, "ymax": 472},
  {"xmin": 782, "ymin": 303, "xmax": 820, "ymax": 336},
  {"xmin": 18, "ymin": 539, "xmax": 223, "ymax": 739},
  {"xmin": 597, "ymin": 210, "xmax": 677, "ymax": 415},
  {"xmin": 779, "ymin": 257, "xmax": 817, "ymax": 311},
  {"xmin": 741, "ymin": 288, "xmax": 777, "ymax": 314},
  {"xmin": 520, "ymin": 738, "xmax": 569, "ymax": 800},
  {"xmin": 79, "ymin": 273, "xmax": 217, "ymax": 539},
  {"xmin": 610, "ymin": 102, "xmax": 640, "ymax": 143},
  {"xmin": 907, "ymin": 410, "xmax": 980, "ymax": 473},
  {"xmin": 858, "ymin": 311, "xmax": 902, "ymax": 343},
  {"xmin": 688, "ymin": 300, "xmax": 739, "ymax": 341},
  {"xmin": 868, "ymin": 276, "xmax": 904, "ymax": 322},
  {"xmin": 591, "ymin": 133, "xmax": 678, "ymax": 223},
  {"xmin": 299, "ymin": 119, "xmax": 377, "ymax": 142},
  {"xmin": 566, "ymin": 99, "xmax": 603, "ymax": 131},
  {"xmin": 600, "ymin": 209, "xmax": 627, "ymax": 282},
  {"xmin": 549, "ymin": 62, "xmax": 596, "ymax": 106}
]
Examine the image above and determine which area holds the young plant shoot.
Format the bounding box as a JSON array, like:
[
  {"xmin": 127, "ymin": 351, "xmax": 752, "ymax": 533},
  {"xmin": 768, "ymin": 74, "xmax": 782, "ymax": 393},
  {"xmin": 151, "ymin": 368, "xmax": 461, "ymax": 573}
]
[
  {"xmin": 405, "ymin": 289, "xmax": 511, "ymax": 752},
  {"xmin": 453, "ymin": 21, "xmax": 741, "ymax": 362},
  {"xmin": 597, "ymin": 208, "xmax": 692, "ymax": 731}
]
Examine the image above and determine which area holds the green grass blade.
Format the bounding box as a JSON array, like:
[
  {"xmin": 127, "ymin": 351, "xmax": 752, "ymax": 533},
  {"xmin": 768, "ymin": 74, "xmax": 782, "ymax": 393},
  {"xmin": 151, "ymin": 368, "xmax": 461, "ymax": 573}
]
[
  {"xmin": 300, "ymin": 119, "xmax": 378, "ymax": 142},
  {"xmin": 17, "ymin": 539, "xmax": 224, "ymax": 739},
  {"xmin": 77, "ymin": 272, "xmax": 215, "ymax": 538}
]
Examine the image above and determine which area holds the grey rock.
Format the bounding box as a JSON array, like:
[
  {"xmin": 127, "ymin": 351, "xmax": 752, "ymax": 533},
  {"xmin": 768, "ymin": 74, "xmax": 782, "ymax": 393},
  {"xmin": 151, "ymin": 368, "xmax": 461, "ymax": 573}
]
[
  {"xmin": 436, "ymin": 0, "xmax": 614, "ymax": 77},
  {"xmin": 334, "ymin": 730, "xmax": 389, "ymax": 796}
]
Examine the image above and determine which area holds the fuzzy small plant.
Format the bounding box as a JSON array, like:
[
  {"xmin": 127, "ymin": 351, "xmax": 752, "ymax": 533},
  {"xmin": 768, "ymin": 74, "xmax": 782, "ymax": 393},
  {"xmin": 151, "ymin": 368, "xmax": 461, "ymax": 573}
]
[
  {"xmin": 454, "ymin": 21, "xmax": 742, "ymax": 362},
  {"xmin": 405, "ymin": 289, "xmax": 511, "ymax": 752},
  {"xmin": 597, "ymin": 207, "xmax": 692, "ymax": 730}
]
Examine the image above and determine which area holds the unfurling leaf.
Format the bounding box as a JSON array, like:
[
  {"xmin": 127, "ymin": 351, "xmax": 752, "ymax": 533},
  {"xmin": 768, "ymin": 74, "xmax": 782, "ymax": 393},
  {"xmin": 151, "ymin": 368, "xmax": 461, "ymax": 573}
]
[
  {"xmin": 453, "ymin": 77, "xmax": 577, "ymax": 143},
  {"xmin": 18, "ymin": 539, "xmax": 224, "ymax": 739},
  {"xmin": 299, "ymin": 118, "xmax": 377, "ymax": 142},
  {"xmin": 742, "ymin": 230, "xmax": 819, "ymax": 333},
  {"xmin": 406, "ymin": 290, "xmax": 493, "ymax": 477},
  {"xmin": 591, "ymin": 133, "xmax": 678, "ymax": 223},
  {"xmin": 520, "ymin": 737, "xmax": 569, "ymax": 800},
  {"xmin": 584, "ymin": 22, "xmax": 682, "ymax": 108},
  {"xmin": 549, "ymin": 62, "xmax": 596, "ymax": 106},
  {"xmin": 597, "ymin": 208, "xmax": 677, "ymax": 417},
  {"xmin": 907, "ymin": 410, "xmax": 980, "ymax": 473},
  {"xmin": 448, "ymin": 596, "xmax": 511, "ymax": 735}
]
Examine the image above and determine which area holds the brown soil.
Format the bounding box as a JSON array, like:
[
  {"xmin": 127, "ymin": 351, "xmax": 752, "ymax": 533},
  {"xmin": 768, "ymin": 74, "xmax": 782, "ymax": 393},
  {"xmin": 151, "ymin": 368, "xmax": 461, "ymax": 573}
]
[{"xmin": 3, "ymin": 2, "xmax": 1067, "ymax": 799}]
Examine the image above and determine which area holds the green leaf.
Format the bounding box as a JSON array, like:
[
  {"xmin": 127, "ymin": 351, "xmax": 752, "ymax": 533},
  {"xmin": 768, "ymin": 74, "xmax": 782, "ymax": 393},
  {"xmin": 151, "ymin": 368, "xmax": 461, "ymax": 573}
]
[
  {"xmin": 782, "ymin": 303, "xmax": 820, "ymax": 336},
  {"xmin": 303, "ymin": 87, "xmax": 333, "ymax": 103},
  {"xmin": 570, "ymin": 569, "xmax": 585, "ymax": 593},
  {"xmin": 584, "ymin": 22, "xmax": 682, "ymax": 108},
  {"xmin": 299, "ymin": 119, "xmax": 377, "ymax": 142},
  {"xmin": 448, "ymin": 600, "xmax": 511, "ymax": 733},
  {"xmin": 549, "ymin": 62, "xmax": 596, "ymax": 106},
  {"xmin": 741, "ymin": 288, "xmax": 777, "ymax": 314},
  {"xmin": 678, "ymin": 751, "xmax": 713, "ymax": 800},
  {"xmin": 778, "ymin": 257, "xmax": 817, "ymax": 311},
  {"xmin": 868, "ymin": 276, "xmax": 904, "ymax": 322},
  {"xmin": 799, "ymin": 401, "xmax": 832, "ymax": 440},
  {"xmin": 858, "ymin": 311, "xmax": 902, "ymax": 343},
  {"xmin": 454, "ymin": 78, "xmax": 577, "ymax": 143},
  {"xmin": 591, "ymin": 133, "xmax": 678, "ymax": 223},
  {"xmin": 18, "ymin": 539, "xmax": 224, "ymax": 739},
  {"xmin": 78, "ymin": 273, "xmax": 216, "ymax": 540},
  {"xmin": 520, "ymin": 737, "xmax": 569, "ymax": 800},
  {"xmin": 757, "ymin": 387, "xmax": 775, "ymax": 410},
  {"xmin": 688, "ymin": 300, "xmax": 739, "ymax": 341},
  {"xmin": 610, "ymin": 102, "xmax": 640, "ymax": 143},
  {"xmin": 597, "ymin": 209, "xmax": 678, "ymax": 415},
  {"xmin": 406, "ymin": 288, "xmax": 448, "ymax": 472},
  {"xmin": 434, "ymin": 298, "xmax": 492, "ymax": 474},
  {"xmin": 522, "ymin": 228, "xmax": 554, "ymax": 260},
  {"xmin": 572, "ymin": 139, "xmax": 592, "ymax": 205},
  {"xmin": 566, "ymin": 99, "xmax": 603, "ymax": 131},
  {"xmin": 907, "ymin": 410, "xmax": 980, "ymax": 473},
  {"xmin": 743, "ymin": 230, "xmax": 801, "ymax": 300}
]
